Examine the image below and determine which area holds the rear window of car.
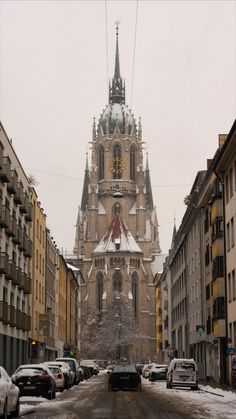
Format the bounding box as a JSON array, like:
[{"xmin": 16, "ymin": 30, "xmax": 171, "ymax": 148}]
[
  {"xmin": 48, "ymin": 367, "xmax": 59, "ymax": 374},
  {"xmin": 57, "ymin": 359, "xmax": 75, "ymax": 369},
  {"xmin": 113, "ymin": 365, "xmax": 137, "ymax": 373},
  {"xmin": 174, "ymin": 362, "xmax": 195, "ymax": 371},
  {"xmin": 16, "ymin": 368, "xmax": 45, "ymax": 376}
]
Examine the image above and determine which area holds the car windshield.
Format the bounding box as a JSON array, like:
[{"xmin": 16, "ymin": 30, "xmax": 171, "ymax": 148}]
[
  {"xmin": 57, "ymin": 359, "xmax": 75, "ymax": 369},
  {"xmin": 174, "ymin": 362, "xmax": 195, "ymax": 371},
  {"xmin": 113, "ymin": 365, "xmax": 137, "ymax": 373}
]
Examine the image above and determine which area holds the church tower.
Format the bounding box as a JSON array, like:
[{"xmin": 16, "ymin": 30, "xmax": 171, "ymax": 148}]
[{"xmin": 74, "ymin": 26, "xmax": 161, "ymax": 361}]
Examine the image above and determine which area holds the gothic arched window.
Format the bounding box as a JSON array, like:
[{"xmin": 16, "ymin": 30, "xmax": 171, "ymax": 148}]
[
  {"xmin": 113, "ymin": 202, "xmax": 122, "ymax": 215},
  {"xmin": 113, "ymin": 144, "xmax": 122, "ymax": 179},
  {"xmin": 130, "ymin": 145, "xmax": 136, "ymax": 181},
  {"xmin": 98, "ymin": 145, "xmax": 104, "ymax": 180},
  {"xmin": 97, "ymin": 272, "xmax": 103, "ymax": 314},
  {"xmin": 113, "ymin": 271, "xmax": 122, "ymax": 292},
  {"xmin": 131, "ymin": 272, "xmax": 138, "ymax": 318}
]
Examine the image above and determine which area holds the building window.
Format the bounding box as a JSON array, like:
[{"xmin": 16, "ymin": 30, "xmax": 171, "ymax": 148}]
[
  {"xmin": 228, "ymin": 273, "xmax": 231, "ymax": 302},
  {"xmin": 231, "ymin": 217, "xmax": 235, "ymax": 248},
  {"xmin": 232, "ymin": 270, "xmax": 236, "ymax": 300},
  {"xmin": 98, "ymin": 145, "xmax": 104, "ymax": 180},
  {"xmin": 97, "ymin": 272, "xmax": 103, "ymax": 314},
  {"xmin": 112, "ymin": 144, "xmax": 122, "ymax": 179},
  {"xmin": 131, "ymin": 272, "xmax": 138, "ymax": 318},
  {"xmin": 130, "ymin": 145, "xmax": 136, "ymax": 181},
  {"xmin": 227, "ymin": 222, "xmax": 230, "ymax": 251},
  {"xmin": 229, "ymin": 168, "xmax": 233, "ymax": 198},
  {"xmin": 113, "ymin": 271, "xmax": 122, "ymax": 292}
]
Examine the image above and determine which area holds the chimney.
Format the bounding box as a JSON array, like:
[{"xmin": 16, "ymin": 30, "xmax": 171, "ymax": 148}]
[{"xmin": 218, "ymin": 134, "xmax": 227, "ymax": 148}]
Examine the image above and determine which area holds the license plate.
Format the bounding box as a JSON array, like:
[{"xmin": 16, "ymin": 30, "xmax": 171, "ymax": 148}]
[
  {"xmin": 120, "ymin": 376, "xmax": 129, "ymax": 380},
  {"xmin": 24, "ymin": 385, "xmax": 36, "ymax": 389}
]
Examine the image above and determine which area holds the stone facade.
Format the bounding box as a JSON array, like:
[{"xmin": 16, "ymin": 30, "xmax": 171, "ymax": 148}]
[{"xmin": 74, "ymin": 28, "xmax": 161, "ymax": 362}]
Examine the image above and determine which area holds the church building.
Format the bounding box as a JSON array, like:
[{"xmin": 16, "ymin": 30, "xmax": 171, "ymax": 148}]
[{"xmin": 74, "ymin": 27, "xmax": 161, "ymax": 361}]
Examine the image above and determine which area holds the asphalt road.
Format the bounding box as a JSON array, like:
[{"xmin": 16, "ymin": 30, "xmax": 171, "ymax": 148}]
[{"xmin": 19, "ymin": 372, "xmax": 201, "ymax": 419}]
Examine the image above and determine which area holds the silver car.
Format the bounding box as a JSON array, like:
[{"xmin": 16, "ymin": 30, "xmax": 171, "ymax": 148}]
[{"xmin": 0, "ymin": 366, "xmax": 20, "ymax": 418}]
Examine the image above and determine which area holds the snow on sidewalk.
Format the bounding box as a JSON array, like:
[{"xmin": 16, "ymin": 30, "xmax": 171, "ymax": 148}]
[{"xmin": 142, "ymin": 378, "xmax": 236, "ymax": 419}]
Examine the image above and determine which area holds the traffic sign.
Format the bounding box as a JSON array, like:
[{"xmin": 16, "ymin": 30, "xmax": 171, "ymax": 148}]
[{"xmin": 226, "ymin": 347, "xmax": 235, "ymax": 356}]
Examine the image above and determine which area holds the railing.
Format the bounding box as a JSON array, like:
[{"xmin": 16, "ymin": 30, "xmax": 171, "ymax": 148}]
[
  {"xmin": 8, "ymin": 305, "xmax": 16, "ymax": 327},
  {"xmin": 0, "ymin": 205, "xmax": 11, "ymax": 229},
  {"xmin": 23, "ymin": 276, "xmax": 32, "ymax": 294},
  {"xmin": 15, "ymin": 309, "xmax": 22, "ymax": 329},
  {"xmin": 25, "ymin": 202, "xmax": 33, "ymax": 222},
  {"xmin": 0, "ymin": 301, "xmax": 9, "ymax": 324},
  {"xmin": 0, "ymin": 252, "xmax": 9, "ymax": 275},
  {"xmin": 7, "ymin": 170, "xmax": 18, "ymax": 195},
  {"xmin": 22, "ymin": 313, "xmax": 31, "ymax": 331},
  {"xmin": 0, "ymin": 156, "xmax": 11, "ymax": 183}
]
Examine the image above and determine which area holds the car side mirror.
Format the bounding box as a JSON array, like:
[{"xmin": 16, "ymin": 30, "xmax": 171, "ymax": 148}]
[{"xmin": 107, "ymin": 370, "xmax": 111, "ymax": 374}]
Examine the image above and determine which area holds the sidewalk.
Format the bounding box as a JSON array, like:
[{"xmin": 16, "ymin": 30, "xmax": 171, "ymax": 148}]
[{"xmin": 199, "ymin": 379, "xmax": 236, "ymax": 394}]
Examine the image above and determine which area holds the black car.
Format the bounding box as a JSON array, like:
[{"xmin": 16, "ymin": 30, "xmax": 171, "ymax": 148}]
[
  {"xmin": 108, "ymin": 365, "xmax": 141, "ymax": 391},
  {"xmin": 12, "ymin": 364, "xmax": 56, "ymax": 399},
  {"xmin": 81, "ymin": 365, "xmax": 91, "ymax": 380},
  {"xmin": 149, "ymin": 364, "xmax": 168, "ymax": 381}
]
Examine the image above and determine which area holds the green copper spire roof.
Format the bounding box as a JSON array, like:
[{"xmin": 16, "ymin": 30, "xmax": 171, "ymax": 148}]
[
  {"xmin": 145, "ymin": 153, "xmax": 154, "ymax": 211},
  {"xmin": 114, "ymin": 23, "xmax": 121, "ymax": 79},
  {"xmin": 109, "ymin": 23, "xmax": 125, "ymax": 104}
]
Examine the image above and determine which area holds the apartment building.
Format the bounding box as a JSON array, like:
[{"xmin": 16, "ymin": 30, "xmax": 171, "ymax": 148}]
[
  {"xmin": 0, "ymin": 122, "xmax": 32, "ymax": 373},
  {"xmin": 215, "ymin": 120, "xmax": 236, "ymax": 385},
  {"xmin": 28, "ymin": 188, "xmax": 46, "ymax": 362}
]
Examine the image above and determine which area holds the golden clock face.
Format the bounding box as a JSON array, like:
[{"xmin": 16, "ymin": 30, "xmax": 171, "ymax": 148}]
[{"xmin": 110, "ymin": 157, "xmax": 125, "ymax": 174}]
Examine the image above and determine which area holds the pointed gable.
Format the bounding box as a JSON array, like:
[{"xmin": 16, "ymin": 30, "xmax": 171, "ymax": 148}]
[{"xmin": 93, "ymin": 213, "xmax": 142, "ymax": 254}]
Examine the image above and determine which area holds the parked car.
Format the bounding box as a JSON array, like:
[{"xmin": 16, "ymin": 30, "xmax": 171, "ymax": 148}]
[
  {"xmin": 80, "ymin": 365, "xmax": 91, "ymax": 380},
  {"xmin": 135, "ymin": 363, "xmax": 144, "ymax": 375},
  {"xmin": 142, "ymin": 363, "xmax": 156, "ymax": 378},
  {"xmin": 46, "ymin": 365, "xmax": 65, "ymax": 392},
  {"xmin": 107, "ymin": 364, "xmax": 141, "ymax": 391},
  {"xmin": 166, "ymin": 358, "xmax": 199, "ymax": 390},
  {"xmin": 0, "ymin": 366, "xmax": 20, "ymax": 418},
  {"xmin": 149, "ymin": 364, "xmax": 168, "ymax": 381},
  {"xmin": 44, "ymin": 361, "xmax": 73, "ymax": 389},
  {"xmin": 80, "ymin": 360, "xmax": 99, "ymax": 376},
  {"xmin": 56, "ymin": 357, "xmax": 80, "ymax": 385},
  {"xmin": 12, "ymin": 364, "xmax": 56, "ymax": 399}
]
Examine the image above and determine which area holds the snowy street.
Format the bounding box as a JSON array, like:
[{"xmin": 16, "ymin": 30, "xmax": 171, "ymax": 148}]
[{"xmin": 19, "ymin": 371, "xmax": 236, "ymax": 419}]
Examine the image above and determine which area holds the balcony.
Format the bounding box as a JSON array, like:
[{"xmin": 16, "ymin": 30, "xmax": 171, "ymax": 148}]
[
  {"xmin": 20, "ymin": 193, "xmax": 29, "ymax": 215},
  {"xmin": 17, "ymin": 225, "xmax": 24, "ymax": 250},
  {"xmin": 14, "ymin": 182, "xmax": 24, "ymax": 205},
  {"xmin": 0, "ymin": 142, "xmax": 3, "ymax": 169},
  {"xmin": 0, "ymin": 156, "xmax": 11, "ymax": 183},
  {"xmin": 6, "ymin": 215, "xmax": 17, "ymax": 238},
  {"xmin": 7, "ymin": 170, "xmax": 18, "ymax": 195},
  {"xmin": 0, "ymin": 252, "xmax": 9, "ymax": 275},
  {"xmin": 5, "ymin": 260, "xmax": 16, "ymax": 282},
  {"xmin": 15, "ymin": 309, "xmax": 22, "ymax": 329},
  {"xmin": 23, "ymin": 275, "xmax": 32, "ymax": 294},
  {"xmin": 212, "ymin": 256, "xmax": 224, "ymax": 280},
  {"xmin": 25, "ymin": 202, "xmax": 33, "ymax": 222},
  {"xmin": 18, "ymin": 271, "xmax": 26, "ymax": 290},
  {"xmin": 0, "ymin": 301, "xmax": 9, "ymax": 324},
  {"xmin": 16, "ymin": 267, "xmax": 22, "ymax": 288},
  {"xmin": 22, "ymin": 313, "xmax": 31, "ymax": 331},
  {"xmin": 12, "ymin": 225, "xmax": 21, "ymax": 245},
  {"xmin": 8, "ymin": 305, "xmax": 16, "ymax": 327},
  {"xmin": 0, "ymin": 205, "xmax": 11, "ymax": 229},
  {"xmin": 24, "ymin": 239, "xmax": 33, "ymax": 258}
]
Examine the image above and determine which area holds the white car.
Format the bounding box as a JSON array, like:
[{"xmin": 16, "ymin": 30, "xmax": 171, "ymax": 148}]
[
  {"xmin": 0, "ymin": 366, "xmax": 20, "ymax": 418},
  {"xmin": 142, "ymin": 363, "xmax": 156, "ymax": 378},
  {"xmin": 44, "ymin": 361, "xmax": 72, "ymax": 389},
  {"xmin": 166, "ymin": 358, "xmax": 199, "ymax": 390},
  {"xmin": 46, "ymin": 365, "xmax": 65, "ymax": 392}
]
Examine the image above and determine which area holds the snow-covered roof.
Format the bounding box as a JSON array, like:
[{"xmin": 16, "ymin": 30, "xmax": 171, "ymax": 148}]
[
  {"xmin": 93, "ymin": 213, "xmax": 142, "ymax": 254},
  {"xmin": 66, "ymin": 263, "xmax": 80, "ymax": 272},
  {"xmin": 151, "ymin": 253, "xmax": 167, "ymax": 276}
]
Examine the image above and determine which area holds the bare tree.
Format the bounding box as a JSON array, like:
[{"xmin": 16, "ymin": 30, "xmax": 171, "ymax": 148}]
[{"xmin": 81, "ymin": 292, "xmax": 142, "ymax": 361}]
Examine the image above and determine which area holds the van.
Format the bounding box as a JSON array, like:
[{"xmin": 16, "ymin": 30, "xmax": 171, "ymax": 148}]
[{"xmin": 166, "ymin": 358, "xmax": 198, "ymax": 390}]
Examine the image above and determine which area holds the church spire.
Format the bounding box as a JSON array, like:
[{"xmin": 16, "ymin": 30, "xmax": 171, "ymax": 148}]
[
  {"xmin": 109, "ymin": 22, "xmax": 125, "ymax": 104},
  {"xmin": 145, "ymin": 153, "xmax": 154, "ymax": 211},
  {"xmin": 81, "ymin": 153, "xmax": 90, "ymax": 211},
  {"xmin": 171, "ymin": 217, "xmax": 177, "ymax": 249}
]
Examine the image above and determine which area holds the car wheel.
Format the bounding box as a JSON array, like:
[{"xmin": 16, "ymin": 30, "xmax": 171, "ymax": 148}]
[
  {"xmin": 1, "ymin": 399, "xmax": 8, "ymax": 419},
  {"xmin": 11, "ymin": 396, "xmax": 20, "ymax": 418},
  {"xmin": 192, "ymin": 386, "xmax": 199, "ymax": 391},
  {"xmin": 46, "ymin": 388, "xmax": 53, "ymax": 400},
  {"xmin": 137, "ymin": 382, "xmax": 142, "ymax": 391},
  {"xmin": 52, "ymin": 389, "xmax": 56, "ymax": 399},
  {"xmin": 60, "ymin": 386, "xmax": 64, "ymax": 393}
]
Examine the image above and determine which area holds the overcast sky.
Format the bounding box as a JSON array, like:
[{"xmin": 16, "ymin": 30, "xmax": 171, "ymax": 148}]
[{"xmin": 0, "ymin": 0, "xmax": 235, "ymax": 254}]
